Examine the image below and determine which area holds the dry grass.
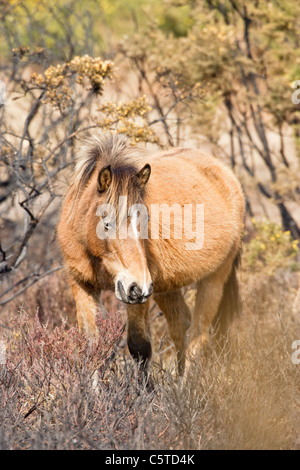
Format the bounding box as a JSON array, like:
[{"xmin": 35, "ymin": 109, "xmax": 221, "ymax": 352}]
[{"xmin": 0, "ymin": 263, "xmax": 300, "ymax": 450}]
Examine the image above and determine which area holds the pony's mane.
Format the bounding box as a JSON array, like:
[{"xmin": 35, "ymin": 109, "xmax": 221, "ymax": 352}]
[
  {"xmin": 70, "ymin": 130, "xmax": 146, "ymax": 222},
  {"xmin": 74, "ymin": 130, "xmax": 139, "ymax": 190}
]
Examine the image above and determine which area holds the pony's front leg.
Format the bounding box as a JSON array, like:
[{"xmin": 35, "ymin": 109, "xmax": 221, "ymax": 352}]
[
  {"xmin": 127, "ymin": 300, "xmax": 151, "ymax": 375},
  {"xmin": 69, "ymin": 276, "xmax": 101, "ymax": 338}
]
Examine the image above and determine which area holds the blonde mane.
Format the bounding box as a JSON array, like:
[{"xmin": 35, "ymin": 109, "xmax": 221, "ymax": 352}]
[
  {"xmin": 73, "ymin": 130, "xmax": 138, "ymax": 189},
  {"xmin": 70, "ymin": 130, "xmax": 147, "ymax": 221}
]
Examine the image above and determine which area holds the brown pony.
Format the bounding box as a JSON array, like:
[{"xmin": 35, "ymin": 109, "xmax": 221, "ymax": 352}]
[{"xmin": 57, "ymin": 131, "xmax": 244, "ymax": 376}]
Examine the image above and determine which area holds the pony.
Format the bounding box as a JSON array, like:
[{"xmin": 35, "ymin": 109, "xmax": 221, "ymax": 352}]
[{"xmin": 57, "ymin": 131, "xmax": 244, "ymax": 376}]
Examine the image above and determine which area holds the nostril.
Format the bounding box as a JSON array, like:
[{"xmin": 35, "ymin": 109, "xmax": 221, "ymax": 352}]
[{"xmin": 129, "ymin": 283, "xmax": 142, "ymax": 300}]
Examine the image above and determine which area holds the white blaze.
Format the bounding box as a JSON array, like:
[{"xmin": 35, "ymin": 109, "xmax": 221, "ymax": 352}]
[{"xmin": 128, "ymin": 204, "xmax": 149, "ymax": 294}]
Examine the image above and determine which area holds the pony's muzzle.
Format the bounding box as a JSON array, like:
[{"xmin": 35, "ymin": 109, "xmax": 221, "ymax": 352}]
[{"xmin": 117, "ymin": 280, "xmax": 153, "ymax": 304}]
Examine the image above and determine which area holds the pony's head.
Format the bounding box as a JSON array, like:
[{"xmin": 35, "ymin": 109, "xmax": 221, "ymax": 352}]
[{"xmin": 73, "ymin": 131, "xmax": 153, "ymax": 304}]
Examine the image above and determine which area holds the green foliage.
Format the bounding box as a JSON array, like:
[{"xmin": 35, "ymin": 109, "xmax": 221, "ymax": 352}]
[
  {"xmin": 158, "ymin": 4, "xmax": 193, "ymax": 37},
  {"xmin": 0, "ymin": 0, "xmax": 105, "ymax": 59},
  {"xmin": 0, "ymin": 0, "xmax": 164, "ymax": 59},
  {"xmin": 244, "ymin": 218, "xmax": 299, "ymax": 273}
]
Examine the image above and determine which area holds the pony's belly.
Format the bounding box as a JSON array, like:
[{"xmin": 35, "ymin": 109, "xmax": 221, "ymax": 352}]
[{"xmin": 147, "ymin": 226, "xmax": 238, "ymax": 294}]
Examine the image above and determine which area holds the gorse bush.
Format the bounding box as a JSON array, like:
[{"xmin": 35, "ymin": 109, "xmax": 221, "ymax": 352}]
[
  {"xmin": 30, "ymin": 55, "xmax": 114, "ymax": 108},
  {"xmin": 244, "ymin": 219, "xmax": 299, "ymax": 273}
]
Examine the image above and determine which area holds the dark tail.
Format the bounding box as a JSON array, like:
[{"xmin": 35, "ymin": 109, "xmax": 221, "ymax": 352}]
[{"xmin": 212, "ymin": 251, "xmax": 242, "ymax": 340}]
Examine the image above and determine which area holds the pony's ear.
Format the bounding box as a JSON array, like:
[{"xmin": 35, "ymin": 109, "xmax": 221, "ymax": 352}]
[
  {"xmin": 134, "ymin": 164, "xmax": 151, "ymax": 189},
  {"xmin": 98, "ymin": 165, "xmax": 112, "ymax": 193}
]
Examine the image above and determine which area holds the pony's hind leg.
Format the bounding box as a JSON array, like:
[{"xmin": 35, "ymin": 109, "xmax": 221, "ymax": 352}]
[
  {"xmin": 187, "ymin": 273, "xmax": 225, "ymax": 358},
  {"xmin": 187, "ymin": 254, "xmax": 239, "ymax": 358},
  {"xmin": 154, "ymin": 291, "xmax": 191, "ymax": 376}
]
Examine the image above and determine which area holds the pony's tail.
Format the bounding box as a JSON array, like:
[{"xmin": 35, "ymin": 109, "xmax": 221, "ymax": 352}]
[{"xmin": 212, "ymin": 251, "xmax": 242, "ymax": 341}]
